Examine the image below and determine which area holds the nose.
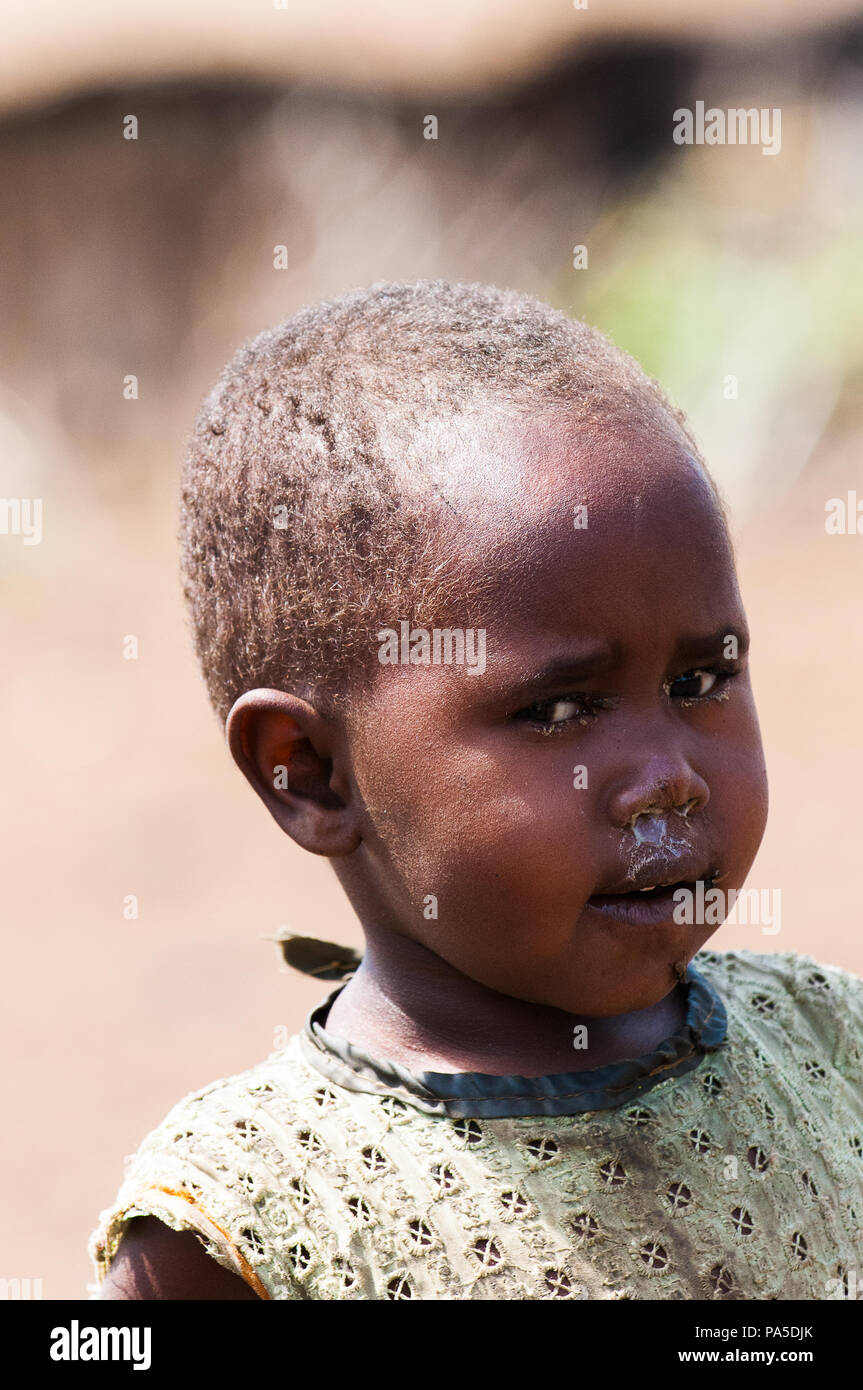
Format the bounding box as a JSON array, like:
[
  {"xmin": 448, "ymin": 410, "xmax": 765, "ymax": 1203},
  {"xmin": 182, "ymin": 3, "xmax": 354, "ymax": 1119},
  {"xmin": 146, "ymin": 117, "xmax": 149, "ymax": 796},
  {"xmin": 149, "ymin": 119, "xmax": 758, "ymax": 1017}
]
[{"xmin": 607, "ymin": 756, "xmax": 710, "ymax": 830}]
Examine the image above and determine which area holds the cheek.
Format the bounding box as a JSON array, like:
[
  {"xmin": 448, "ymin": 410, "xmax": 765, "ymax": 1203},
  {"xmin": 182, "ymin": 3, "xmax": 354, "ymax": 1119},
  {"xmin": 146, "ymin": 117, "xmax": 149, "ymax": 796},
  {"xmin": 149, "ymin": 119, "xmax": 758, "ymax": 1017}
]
[
  {"xmin": 703, "ymin": 699, "xmax": 769, "ymax": 871},
  {"xmin": 383, "ymin": 744, "xmax": 599, "ymax": 912}
]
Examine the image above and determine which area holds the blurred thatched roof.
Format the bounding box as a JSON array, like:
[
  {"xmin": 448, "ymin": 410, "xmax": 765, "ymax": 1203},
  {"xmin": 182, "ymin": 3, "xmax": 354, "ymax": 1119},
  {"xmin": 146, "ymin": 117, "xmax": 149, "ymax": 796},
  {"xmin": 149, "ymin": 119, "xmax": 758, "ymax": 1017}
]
[{"xmin": 1, "ymin": 0, "xmax": 862, "ymax": 114}]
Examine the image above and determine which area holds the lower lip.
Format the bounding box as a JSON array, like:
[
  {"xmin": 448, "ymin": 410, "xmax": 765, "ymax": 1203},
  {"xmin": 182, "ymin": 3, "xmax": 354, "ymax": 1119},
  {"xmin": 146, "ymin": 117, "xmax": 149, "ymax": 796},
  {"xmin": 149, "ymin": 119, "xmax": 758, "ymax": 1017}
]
[{"xmin": 586, "ymin": 886, "xmax": 690, "ymax": 927}]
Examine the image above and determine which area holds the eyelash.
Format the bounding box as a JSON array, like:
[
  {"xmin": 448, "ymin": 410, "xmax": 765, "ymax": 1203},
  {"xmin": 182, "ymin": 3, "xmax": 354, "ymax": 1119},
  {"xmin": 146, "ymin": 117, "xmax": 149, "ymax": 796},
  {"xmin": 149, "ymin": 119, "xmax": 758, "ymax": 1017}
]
[
  {"xmin": 515, "ymin": 694, "xmax": 613, "ymax": 736},
  {"xmin": 515, "ymin": 665, "xmax": 741, "ymax": 735}
]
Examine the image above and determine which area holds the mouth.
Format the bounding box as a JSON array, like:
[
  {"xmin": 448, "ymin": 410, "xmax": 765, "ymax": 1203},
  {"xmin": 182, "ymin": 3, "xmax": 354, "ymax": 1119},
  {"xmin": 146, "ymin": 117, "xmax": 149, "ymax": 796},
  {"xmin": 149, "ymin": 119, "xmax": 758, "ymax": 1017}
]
[{"xmin": 587, "ymin": 870, "xmax": 719, "ymax": 928}]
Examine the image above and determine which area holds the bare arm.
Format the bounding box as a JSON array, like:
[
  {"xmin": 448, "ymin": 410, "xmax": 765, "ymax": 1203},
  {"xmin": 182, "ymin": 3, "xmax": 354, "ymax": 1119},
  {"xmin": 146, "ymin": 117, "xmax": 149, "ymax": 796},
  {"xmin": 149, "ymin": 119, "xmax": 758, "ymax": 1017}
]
[{"xmin": 97, "ymin": 1215, "xmax": 262, "ymax": 1300}]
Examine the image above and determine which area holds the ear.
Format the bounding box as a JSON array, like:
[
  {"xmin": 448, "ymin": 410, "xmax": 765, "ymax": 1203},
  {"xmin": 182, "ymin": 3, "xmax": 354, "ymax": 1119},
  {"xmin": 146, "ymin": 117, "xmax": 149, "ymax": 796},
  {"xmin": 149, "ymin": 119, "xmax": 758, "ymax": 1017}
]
[{"xmin": 225, "ymin": 689, "xmax": 361, "ymax": 857}]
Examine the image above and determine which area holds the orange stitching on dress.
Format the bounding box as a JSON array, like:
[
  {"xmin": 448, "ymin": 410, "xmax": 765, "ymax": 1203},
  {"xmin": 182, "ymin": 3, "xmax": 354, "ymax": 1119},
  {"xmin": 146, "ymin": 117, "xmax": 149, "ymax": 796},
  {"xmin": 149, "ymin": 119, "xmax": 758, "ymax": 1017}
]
[{"xmin": 139, "ymin": 1185, "xmax": 271, "ymax": 1300}]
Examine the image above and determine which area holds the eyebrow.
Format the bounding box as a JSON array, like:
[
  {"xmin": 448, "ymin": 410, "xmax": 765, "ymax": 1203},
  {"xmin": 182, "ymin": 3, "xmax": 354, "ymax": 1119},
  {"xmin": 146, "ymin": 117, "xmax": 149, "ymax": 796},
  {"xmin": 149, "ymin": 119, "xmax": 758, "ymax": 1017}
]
[
  {"xmin": 673, "ymin": 626, "xmax": 750, "ymax": 661},
  {"xmin": 481, "ymin": 625, "xmax": 749, "ymax": 706},
  {"xmin": 508, "ymin": 624, "xmax": 748, "ymax": 689},
  {"xmin": 504, "ymin": 643, "xmax": 623, "ymax": 692}
]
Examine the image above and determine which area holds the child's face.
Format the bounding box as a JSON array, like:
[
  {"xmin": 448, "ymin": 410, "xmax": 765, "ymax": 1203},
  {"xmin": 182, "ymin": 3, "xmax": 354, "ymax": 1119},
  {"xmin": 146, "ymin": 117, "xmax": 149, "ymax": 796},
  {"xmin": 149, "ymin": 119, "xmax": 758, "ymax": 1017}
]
[{"xmin": 343, "ymin": 413, "xmax": 769, "ymax": 1017}]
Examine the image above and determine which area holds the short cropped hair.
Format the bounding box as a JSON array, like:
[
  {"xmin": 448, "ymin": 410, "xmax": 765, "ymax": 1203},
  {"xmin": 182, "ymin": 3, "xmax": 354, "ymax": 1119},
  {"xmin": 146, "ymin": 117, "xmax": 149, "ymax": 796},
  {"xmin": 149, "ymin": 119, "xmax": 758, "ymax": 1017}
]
[{"xmin": 180, "ymin": 279, "xmax": 711, "ymax": 722}]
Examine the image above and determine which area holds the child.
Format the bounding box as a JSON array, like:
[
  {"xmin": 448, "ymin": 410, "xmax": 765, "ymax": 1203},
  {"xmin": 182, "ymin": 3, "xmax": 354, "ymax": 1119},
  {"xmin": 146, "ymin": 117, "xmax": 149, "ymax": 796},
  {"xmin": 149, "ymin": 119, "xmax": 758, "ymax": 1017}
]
[{"xmin": 90, "ymin": 280, "xmax": 863, "ymax": 1300}]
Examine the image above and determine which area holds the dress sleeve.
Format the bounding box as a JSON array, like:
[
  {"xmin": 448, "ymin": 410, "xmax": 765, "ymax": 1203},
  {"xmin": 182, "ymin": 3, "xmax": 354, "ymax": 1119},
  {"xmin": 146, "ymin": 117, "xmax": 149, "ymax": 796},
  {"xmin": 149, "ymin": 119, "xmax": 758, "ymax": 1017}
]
[
  {"xmin": 782, "ymin": 951, "xmax": 863, "ymax": 1082},
  {"xmin": 826, "ymin": 961, "xmax": 863, "ymax": 1083},
  {"xmin": 88, "ymin": 1077, "xmax": 306, "ymax": 1301}
]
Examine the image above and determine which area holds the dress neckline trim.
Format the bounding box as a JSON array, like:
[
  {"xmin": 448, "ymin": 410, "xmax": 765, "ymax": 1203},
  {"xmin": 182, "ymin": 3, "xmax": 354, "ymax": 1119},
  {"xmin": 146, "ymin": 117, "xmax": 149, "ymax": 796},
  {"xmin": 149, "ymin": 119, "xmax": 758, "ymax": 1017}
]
[{"xmin": 297, "ymin": 960, "xmax": 728, "ymax": 1118}]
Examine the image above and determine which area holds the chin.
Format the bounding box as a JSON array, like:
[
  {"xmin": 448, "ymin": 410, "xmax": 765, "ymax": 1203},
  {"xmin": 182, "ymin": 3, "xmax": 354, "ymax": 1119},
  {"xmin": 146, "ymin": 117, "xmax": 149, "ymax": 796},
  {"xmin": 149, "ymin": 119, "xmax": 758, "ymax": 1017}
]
[{"xmin": 560, "ymin": 950, "xmax": 698, "ymax": 1018}]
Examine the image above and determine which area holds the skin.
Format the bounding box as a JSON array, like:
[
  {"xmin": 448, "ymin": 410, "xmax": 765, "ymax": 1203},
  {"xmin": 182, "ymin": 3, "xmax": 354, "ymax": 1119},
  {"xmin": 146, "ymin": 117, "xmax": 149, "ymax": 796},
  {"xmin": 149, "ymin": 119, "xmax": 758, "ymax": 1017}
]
[
  {"xmin": 230, "ymin": 414, "xmax": 768, "ymax": 1070},
  {"xmin": 101, "ymin": 408, "xmax": 769, "ymax": 1297},
  {"xmin": 99, "ymin": 1216, "xmax": 260, "ymax": 1300}
]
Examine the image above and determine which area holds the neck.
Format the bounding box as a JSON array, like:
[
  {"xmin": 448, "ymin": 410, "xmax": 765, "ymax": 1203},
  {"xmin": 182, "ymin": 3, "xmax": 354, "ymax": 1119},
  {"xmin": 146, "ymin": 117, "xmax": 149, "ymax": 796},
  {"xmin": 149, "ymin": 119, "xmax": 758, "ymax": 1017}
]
[{"xmin": 323, "ymin": 931, "xmax": 688, "ymax": 1075}]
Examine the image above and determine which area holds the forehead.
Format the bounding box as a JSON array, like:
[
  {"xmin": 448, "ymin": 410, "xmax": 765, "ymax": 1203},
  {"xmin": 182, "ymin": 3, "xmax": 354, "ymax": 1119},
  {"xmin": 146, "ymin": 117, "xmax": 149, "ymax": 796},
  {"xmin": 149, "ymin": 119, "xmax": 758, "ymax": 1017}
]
[
  {"xmin": 451, "ymin": 406, "xmax": 713, "ymax": 521},
  {"xmin": 438, "ymin": 411, "xmax": 740, "ymax": 641}
]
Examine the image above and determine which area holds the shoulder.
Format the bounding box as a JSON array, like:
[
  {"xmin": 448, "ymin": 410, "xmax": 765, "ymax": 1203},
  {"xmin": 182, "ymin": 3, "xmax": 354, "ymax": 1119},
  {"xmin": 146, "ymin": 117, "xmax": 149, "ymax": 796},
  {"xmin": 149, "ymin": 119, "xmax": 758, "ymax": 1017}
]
[
  {"xmin": 693, "ymin": 947, "xmax": 863, "ymax": 1076},
  {"xmin": 116, "ymin": 1033, "xmax": 325, "ymax": 1192},
  {"xmin": 693, "ymin": 944, "xmax": 862, "ymax": 999},
  {"xmin": 142, "ymin": 1033, "xmax": 317, "ymax": 1136},
  {"xmin": 90, "ymin": 1034, "xmax": 326, "ymax": 1301}
]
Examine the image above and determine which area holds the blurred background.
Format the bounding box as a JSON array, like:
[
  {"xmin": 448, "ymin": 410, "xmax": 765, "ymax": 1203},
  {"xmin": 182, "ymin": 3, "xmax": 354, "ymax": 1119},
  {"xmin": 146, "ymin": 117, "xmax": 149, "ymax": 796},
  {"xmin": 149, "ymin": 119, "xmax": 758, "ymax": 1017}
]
[{"xmin": 1, "ymin": 0, "xmax": 862, "ymax": 1298}]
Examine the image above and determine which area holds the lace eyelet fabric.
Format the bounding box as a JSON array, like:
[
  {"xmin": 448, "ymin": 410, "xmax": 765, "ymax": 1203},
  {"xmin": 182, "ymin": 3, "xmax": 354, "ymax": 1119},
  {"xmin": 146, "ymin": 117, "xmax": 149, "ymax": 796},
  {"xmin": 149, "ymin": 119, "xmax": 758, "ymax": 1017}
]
[{"xmin": 90, "ymin": 949, "xmax": 863, "ymax": 1300}]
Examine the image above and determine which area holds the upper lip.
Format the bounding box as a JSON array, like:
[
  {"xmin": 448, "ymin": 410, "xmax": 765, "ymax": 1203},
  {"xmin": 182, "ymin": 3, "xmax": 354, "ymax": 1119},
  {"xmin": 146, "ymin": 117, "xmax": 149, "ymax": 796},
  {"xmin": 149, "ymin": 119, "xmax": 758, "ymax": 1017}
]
[{"xmin": 591, "ymin": 859, "xmax": 717, "ymax": 896}]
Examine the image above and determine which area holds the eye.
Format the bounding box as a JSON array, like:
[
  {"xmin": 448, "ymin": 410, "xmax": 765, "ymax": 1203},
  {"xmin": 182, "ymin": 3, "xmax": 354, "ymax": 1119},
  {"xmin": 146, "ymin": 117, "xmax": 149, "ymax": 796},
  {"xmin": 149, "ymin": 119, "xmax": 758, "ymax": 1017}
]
[
  {"xmin": 513, "ymin": 694, "xmax": 609, "ymax": 735},
  {"xmin": 667, "ymin": 667, "xmax": 735, "ymax": 701}
]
